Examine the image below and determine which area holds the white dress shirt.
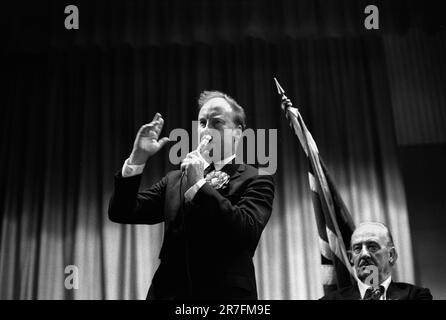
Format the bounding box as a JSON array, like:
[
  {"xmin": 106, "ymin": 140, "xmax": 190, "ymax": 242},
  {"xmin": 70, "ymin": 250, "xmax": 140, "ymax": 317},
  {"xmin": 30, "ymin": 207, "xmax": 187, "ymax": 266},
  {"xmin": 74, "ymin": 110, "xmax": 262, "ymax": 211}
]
[
  {"xmin": 121, "ymin": 154, "xmax": 236, "ymax": 202},
  {"xmin": 357, "ymin": 275, "xmax": 392, "ymax": 300}
]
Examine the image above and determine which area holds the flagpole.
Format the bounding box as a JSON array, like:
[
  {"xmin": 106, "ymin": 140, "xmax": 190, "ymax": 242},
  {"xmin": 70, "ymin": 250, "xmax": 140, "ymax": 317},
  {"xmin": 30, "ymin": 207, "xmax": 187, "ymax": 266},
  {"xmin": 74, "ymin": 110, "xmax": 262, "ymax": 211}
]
[{"xmin": 274, "ymin": 77, "xmax": 355, "ymax": 279}]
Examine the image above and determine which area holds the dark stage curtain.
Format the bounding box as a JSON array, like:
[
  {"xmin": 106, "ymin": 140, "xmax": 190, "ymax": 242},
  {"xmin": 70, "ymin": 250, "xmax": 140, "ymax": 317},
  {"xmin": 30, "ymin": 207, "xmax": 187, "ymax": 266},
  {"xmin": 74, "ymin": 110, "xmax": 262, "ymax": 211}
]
[
  {"xmin": 3, "ymin": 0, "xmax": 443, "ymax": 53},
  {"xmin": 1, "ymin": 0, "xmax": 444, "ymax": 299}
]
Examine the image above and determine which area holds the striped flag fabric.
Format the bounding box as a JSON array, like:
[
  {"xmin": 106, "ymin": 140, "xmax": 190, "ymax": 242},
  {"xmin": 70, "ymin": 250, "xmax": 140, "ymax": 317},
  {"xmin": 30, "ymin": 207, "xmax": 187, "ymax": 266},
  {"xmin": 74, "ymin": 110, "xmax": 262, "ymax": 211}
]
[{"xmin": 275, "ymin": 78, "xmax": 356, "ymax": 293}]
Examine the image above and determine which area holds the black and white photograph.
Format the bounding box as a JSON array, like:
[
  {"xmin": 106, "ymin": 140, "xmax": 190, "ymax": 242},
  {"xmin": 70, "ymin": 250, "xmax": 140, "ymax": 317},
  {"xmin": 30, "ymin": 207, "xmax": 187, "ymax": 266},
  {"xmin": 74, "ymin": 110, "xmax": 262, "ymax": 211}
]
[{"xmin": 1, "ymin": 0, "xmax": 445, "ymax": 312}]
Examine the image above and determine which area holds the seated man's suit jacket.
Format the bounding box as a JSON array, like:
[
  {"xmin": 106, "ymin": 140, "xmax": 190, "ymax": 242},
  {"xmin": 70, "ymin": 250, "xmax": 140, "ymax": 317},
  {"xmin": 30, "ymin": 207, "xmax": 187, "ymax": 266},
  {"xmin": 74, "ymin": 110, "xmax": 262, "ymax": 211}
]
[
  {"xmin": 321, "ymin": 282, "xmax": 433, "ymax": 300},
  {"xmin": 108, "ymin": 162, "xmax": 275, "ymax": 300}
]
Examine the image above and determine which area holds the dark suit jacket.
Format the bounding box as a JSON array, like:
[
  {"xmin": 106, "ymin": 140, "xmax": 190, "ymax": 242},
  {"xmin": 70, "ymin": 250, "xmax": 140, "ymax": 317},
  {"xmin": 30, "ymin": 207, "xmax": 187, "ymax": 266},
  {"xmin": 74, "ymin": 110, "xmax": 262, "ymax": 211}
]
[
  {"xmin": 321, "ymin": 282, "xmax": 433, "ymax": 300},
  {"xmin": 108, "ymin": 163, "xmax": 275, "ymax": 300}
]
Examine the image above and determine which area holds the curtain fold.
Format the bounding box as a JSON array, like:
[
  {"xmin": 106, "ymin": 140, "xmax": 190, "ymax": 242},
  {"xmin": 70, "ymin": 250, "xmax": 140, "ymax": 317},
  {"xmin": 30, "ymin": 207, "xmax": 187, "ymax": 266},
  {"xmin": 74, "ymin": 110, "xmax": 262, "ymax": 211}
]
[{"xmin": 384, "ymin": 30, "xmax": 446, "ymax": 145}]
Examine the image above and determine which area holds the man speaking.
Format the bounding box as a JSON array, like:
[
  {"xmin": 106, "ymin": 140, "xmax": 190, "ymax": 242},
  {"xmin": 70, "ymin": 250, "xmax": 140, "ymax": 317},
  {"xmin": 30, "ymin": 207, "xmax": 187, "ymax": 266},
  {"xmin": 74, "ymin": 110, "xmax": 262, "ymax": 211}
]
[{"xmin": 108, "ymin": 91, "xmax": 275, "ymax": 300}]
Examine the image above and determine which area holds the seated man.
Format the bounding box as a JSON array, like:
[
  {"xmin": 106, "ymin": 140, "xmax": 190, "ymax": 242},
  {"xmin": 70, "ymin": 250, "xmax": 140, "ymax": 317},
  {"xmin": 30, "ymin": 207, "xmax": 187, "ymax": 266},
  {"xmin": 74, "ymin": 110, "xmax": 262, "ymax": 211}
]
[{"xmin": 321, "ymin": 222, "xmax": 432, "ymax": 300}]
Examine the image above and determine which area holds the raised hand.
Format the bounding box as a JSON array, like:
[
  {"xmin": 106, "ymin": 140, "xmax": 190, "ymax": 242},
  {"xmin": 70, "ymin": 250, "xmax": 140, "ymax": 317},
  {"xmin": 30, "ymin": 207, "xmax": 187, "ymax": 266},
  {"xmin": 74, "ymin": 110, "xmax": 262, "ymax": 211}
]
[{"xmin": 129, "ymin": 113, "xmax": 170, "ymax": 165}]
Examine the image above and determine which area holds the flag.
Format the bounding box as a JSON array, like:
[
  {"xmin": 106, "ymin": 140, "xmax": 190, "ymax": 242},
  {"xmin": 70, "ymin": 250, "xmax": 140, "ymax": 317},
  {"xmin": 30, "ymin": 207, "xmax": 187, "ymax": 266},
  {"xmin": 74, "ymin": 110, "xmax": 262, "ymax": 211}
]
[{"xmin": 275, "ymin": 78, "xmax": 356, "ymax": 294}]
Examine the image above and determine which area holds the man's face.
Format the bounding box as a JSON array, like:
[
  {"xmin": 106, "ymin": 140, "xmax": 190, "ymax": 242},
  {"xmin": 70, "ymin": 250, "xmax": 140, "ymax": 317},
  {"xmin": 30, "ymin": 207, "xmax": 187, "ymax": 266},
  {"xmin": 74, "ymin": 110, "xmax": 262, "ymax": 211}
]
[
  {"xmin": 350, "ymin": 224, "xmax": 395, "ymax": 284},
  {"xmin": 197, "ymin": 97, "xmax": 241, "ymax": 162}
]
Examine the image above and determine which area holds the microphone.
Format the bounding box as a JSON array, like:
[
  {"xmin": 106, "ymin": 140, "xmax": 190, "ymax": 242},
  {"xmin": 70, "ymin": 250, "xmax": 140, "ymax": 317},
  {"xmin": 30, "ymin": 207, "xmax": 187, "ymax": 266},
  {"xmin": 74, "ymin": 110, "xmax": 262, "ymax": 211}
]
[
  {"xmin": 197, "ymin": 134, "xmax": 212, "ymax": 155},
  {"xmin": 181, "ymin": 135, "xmax": 212, "ymax": 176}
]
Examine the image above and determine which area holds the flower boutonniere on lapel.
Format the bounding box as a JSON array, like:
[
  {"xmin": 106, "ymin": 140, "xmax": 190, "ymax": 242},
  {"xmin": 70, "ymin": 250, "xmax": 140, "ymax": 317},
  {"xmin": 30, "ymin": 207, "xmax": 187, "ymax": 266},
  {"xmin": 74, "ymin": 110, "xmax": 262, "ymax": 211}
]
[{"xmin": 205, "ymin": 171, "xmax": 230, "ymax": 190}]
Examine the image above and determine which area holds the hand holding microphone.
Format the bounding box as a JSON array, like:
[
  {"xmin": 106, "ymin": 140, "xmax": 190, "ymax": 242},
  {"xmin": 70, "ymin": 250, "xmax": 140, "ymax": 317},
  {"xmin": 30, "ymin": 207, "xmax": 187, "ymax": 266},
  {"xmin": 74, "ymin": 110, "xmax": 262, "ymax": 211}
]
[
  {"xmin": 180, "ymin": 135, "xmax": 212, "ymax": 185},
  {"xmin": 195, "ymin": 134, "xmax": 212, "ymax": 161}
]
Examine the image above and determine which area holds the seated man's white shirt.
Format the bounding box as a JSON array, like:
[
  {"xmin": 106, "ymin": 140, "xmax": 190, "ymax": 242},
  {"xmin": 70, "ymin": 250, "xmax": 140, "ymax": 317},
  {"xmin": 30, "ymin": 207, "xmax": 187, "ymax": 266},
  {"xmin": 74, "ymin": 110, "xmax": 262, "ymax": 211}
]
[{"xmin": 357, "ymin": 275, "xmax": 392, "ymax": 300}]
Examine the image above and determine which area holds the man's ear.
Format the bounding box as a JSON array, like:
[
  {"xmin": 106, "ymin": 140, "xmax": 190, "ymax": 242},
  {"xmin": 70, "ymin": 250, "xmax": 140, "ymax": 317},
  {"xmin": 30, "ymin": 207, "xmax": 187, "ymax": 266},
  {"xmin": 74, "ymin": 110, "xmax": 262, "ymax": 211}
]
[
  {"xmin": 235, "ymin": 126, "xmax": 242, "ymax": 137},
  {"xmin": 389, "ymin": 247, "xmax": 398, "ymax": 265},
  {"xmin": 347, "ymin": 250, "xmax": 353, "ymax": 265},
  {"xmin": 233, "ymin": 126, "xmax": 242, "ymax": 142}
]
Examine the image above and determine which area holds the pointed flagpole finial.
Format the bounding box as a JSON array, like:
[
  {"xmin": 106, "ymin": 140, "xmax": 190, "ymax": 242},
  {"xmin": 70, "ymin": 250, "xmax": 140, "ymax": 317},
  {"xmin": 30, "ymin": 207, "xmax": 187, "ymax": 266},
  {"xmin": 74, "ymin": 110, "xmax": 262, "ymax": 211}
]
[
  {"xmin": 274, "ymin": 77, "xmax": 285, "ymax": 96},
  {"xmin": 274, "ymin": 77, "xmax": 293, "ymax": 111}
]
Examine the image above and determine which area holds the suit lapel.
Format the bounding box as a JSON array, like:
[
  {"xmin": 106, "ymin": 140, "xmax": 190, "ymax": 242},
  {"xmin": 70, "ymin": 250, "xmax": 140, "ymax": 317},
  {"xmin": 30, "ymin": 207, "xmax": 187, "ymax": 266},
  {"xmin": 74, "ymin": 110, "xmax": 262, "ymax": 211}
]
[
  {"xmin": 346, "ymin": 285, "xmax": 362, "ymax": 300},
  {"xmin": 220, "ymin": 163, "xmax": 245, "ymax": 181},
  {"xmin": 216, "ymin": 163, "xmax": 245, "ymax": 196},
  {"xmin": 166, "ymin": 163, "xmax": 246, "ymax": 219},
  {"xmin": 386, "ymin": 282, "xmax": 408, "ymax": 300}
]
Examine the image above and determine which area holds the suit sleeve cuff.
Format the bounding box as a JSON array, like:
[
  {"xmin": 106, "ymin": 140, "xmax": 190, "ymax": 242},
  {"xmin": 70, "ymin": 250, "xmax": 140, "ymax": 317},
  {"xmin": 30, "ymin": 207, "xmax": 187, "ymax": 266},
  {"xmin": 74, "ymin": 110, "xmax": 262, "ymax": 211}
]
[
  {"xmin": 122, "ymin": 158, "xmax": 146, "ymax": 177},
  {"xmin": 184, "ymin": 178, "xmax": 206, "ymax": 202}
]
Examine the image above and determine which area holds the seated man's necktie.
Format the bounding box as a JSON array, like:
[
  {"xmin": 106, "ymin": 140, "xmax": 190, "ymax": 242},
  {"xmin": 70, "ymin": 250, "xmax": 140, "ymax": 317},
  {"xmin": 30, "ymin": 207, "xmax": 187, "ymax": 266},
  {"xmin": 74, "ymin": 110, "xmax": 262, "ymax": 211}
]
[{"xmin": 363, "ymin": 285, "xmax": 385, "ymax": 300}]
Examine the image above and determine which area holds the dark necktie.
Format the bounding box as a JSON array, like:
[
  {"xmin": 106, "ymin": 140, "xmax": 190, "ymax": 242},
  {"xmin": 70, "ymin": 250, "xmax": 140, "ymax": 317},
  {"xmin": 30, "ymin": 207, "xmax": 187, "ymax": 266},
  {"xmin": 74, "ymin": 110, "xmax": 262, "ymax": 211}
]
[
  {"xmin": 203, "ymin": 162, "xmax": 215, "ymax": 177},
  {"xmin": 363, "ymin": 285, "xmax": 385, "ymax": 300}
]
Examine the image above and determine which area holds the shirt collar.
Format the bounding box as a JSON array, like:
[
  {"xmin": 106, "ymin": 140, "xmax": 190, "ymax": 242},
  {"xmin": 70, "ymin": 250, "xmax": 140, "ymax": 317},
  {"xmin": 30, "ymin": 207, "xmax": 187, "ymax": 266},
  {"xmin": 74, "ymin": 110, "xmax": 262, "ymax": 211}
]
[
  {"xmin": 357, "ymin": 275, "xmax": 392, "ymax": 300},
  {"xmin": 204, "ymin": 154, "xmax": 236, "ymax": 171}
]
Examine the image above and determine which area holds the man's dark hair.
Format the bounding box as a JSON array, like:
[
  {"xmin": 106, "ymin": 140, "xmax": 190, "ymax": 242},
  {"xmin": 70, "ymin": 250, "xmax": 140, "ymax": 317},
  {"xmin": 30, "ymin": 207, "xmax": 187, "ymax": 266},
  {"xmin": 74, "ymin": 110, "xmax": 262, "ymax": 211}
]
[{"xmin": 198, "ymin": 90, "xmax": 246, "ymax": 130}]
